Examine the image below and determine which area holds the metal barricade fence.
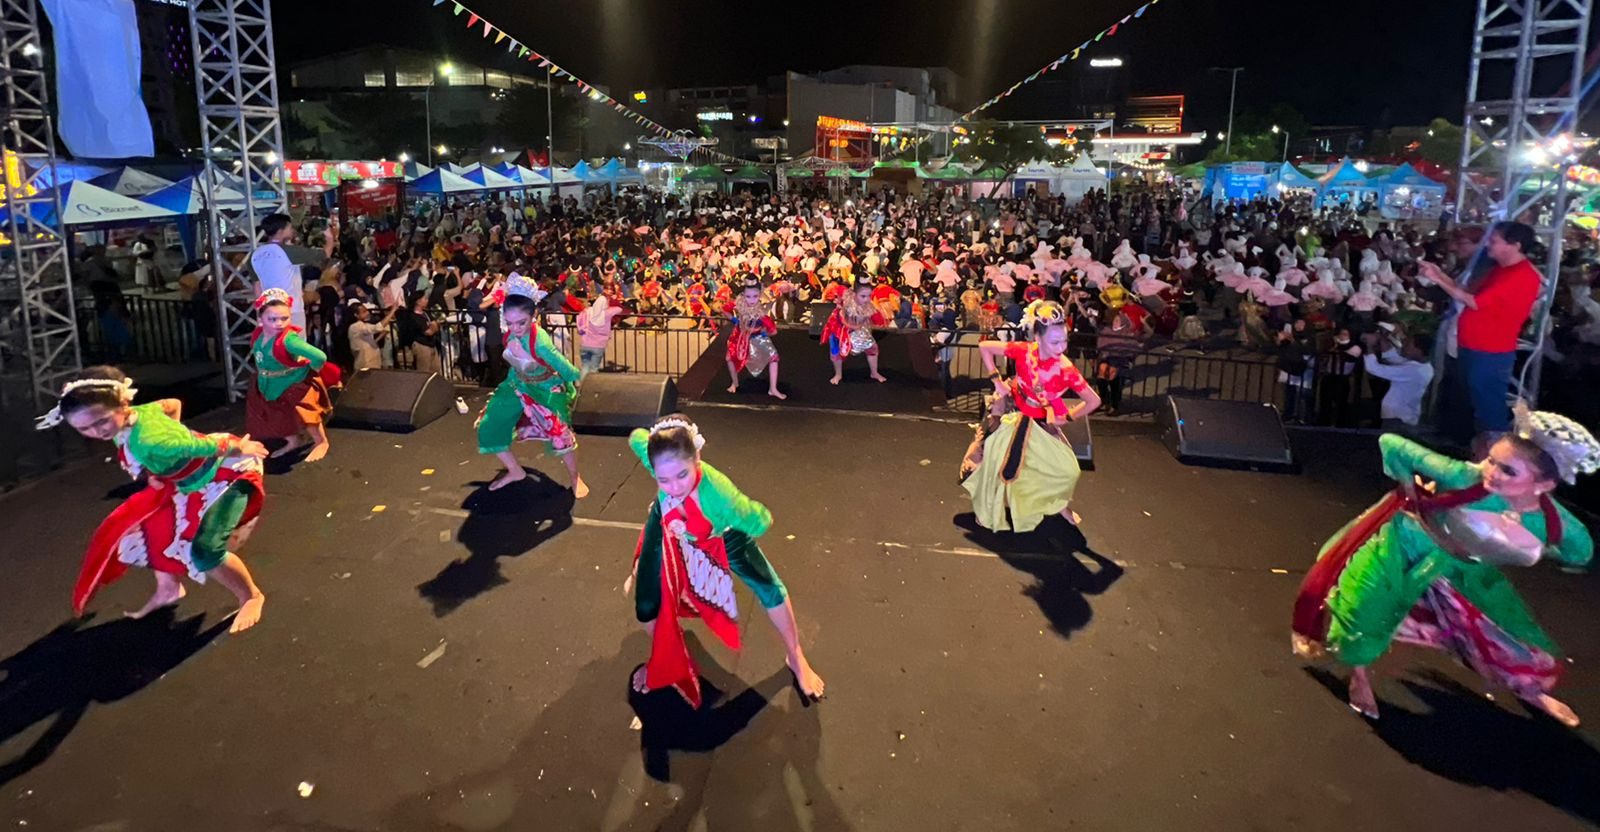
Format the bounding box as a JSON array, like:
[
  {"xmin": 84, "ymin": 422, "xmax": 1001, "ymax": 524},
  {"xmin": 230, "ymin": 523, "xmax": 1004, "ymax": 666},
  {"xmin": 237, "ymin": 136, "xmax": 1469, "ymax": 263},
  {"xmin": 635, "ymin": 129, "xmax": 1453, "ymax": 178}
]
[
  {"xmin": 937, "ymin": 328, "xmax": 1312, "ymax": 418},
  {"xmin": 77, "ymin": 295, "xmax": 210, "ymax": 365}
]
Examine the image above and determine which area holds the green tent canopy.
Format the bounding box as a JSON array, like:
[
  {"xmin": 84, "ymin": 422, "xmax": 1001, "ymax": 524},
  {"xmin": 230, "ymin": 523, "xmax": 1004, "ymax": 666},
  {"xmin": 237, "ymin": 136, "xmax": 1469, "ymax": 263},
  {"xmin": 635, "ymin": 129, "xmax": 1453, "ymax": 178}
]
[
  {"xmin": 680, "ymin": 164, "xmax": 728, "ymax": 182},
  {"xmin": 1173, "ymin": 162, "xmax": 1209, "ymax": 179},
  {"xmin": 968, "ymin": 166, "xmax": 1010, "ymax": 180},
  {"xmin": 729, "ymin": 164, "xmax": 770, "ymax": 183}
]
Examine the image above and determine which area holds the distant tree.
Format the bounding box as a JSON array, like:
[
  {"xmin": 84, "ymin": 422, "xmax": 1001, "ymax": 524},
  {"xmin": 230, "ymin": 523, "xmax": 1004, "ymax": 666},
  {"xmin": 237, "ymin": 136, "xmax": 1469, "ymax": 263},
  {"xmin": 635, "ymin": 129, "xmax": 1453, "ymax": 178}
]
[
  {"xmin": 495, "ymin": 84, "xmax": 580, "ymax": 151},
  {"xmin": 321, "ymin": 91, "xmax": 428, "ymax": 159},
  {"xmin": 953, "ymin": 120, "xmax": 1071, "ymax": 187},
  {"xmin": 1418, "ymin": 118, "xmax": 1466, "ymax": 166}
]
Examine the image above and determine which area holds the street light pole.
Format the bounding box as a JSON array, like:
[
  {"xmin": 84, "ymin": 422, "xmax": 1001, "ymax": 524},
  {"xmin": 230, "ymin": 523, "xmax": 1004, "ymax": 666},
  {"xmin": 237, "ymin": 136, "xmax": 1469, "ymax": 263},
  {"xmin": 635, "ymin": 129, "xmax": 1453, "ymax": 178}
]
[
  {"xmin": 1281, "ymin": 131, "xmax": 1290, "ymax": 164},
  {"xmin": 546, "ymin": 77, "xmax": 555, "ymax": 197},
  {"xmin": 425, "ymin": 85, "xmax": 433, "ymax": 167},
  {"xmin": 1209, "ymin": 67, "xmax": 1243, "ymax": 157}
]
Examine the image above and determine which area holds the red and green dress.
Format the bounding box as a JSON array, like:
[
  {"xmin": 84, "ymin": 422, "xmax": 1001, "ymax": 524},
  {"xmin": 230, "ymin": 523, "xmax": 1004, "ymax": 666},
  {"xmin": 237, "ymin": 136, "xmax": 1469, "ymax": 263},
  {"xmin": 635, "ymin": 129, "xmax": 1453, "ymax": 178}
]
[
  {"xmin": 475, "ymin": 325, "xmax": 582, "ymax": 456},
  {"xmin": 74, "ymin": 403, "xmax": 265, "ymax": 615},
  {"xmin": 628, "ymin": 429, "xmax": 789, "ymax": 707},
  {"xmin": 1293, "ymin": 434, "xmax": 1594, "ymax": 697},
  {"xmin": 247, "ymin": 327, "xmax": 337, "ymax": 440},
  {"xmin": 963, "ymin": 341, "xmax": 1091, "ymax": 533}
]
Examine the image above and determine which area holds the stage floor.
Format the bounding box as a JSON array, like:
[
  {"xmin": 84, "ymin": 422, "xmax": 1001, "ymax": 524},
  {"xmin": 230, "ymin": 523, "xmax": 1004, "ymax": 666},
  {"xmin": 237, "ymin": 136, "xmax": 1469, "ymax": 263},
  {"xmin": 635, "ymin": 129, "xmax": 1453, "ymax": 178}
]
[{"xmin": 3, "ymin": 400, "xmax": 1600, "ymax": 831}]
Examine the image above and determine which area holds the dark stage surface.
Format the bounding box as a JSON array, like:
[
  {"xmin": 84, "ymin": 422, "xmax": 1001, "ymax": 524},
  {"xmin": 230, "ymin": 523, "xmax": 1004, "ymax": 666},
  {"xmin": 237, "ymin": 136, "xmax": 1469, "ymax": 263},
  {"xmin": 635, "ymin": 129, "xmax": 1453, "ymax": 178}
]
[
  {"xmin": 3, "ymin": 400, "xmax": 1600, "ymax": 831},
  {"xmin": 683, "ymin": 328, "xmax": 949, "ymax": 415}
]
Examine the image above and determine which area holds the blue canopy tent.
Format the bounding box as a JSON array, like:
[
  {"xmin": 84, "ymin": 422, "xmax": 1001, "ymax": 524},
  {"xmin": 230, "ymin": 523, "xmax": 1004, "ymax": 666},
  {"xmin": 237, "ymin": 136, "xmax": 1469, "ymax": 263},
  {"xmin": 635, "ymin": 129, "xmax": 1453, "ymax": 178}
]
[
  {"xmin": 1316, "ymin": 158, "xmax": 1378, "ymax": 208},
  {"xmin": 1272, "ymin": 162, "xmax": 1321, "ymax": 195},
  {"xmin": 408, "ymin": 168, "xmax": 482, "ymax": 194},
  {"xmin": 0, "ymin": 179, "xmax": 178, "ymax": 230},
  {"xmin": 595, "ymin": 158, "xmax": 644, "ymax": 185},
  {"xmin": 88, "ymin": 167, "xmax": 173, "ymax": 196},
  {"xmin": 513, "ymin": 165, "xmax": 553, "ymax": 188},
  {"xmin": 459, "ymin": 164, "xmax": 522, "ymax": 191},
  {"xmin": 1375, "ymin": 162, "xmax": 1447, "ymax": 219},
  {"xmin": 1202, "ymin": 162, "xmax": 1274, "ymax": 203},
  {"xmin": 403, "ymin": 161, "xmax": 434, "ymax": 181},
  {"xmin": 139, "ymin": 176, "xmax": 249, "ymax": 259}
]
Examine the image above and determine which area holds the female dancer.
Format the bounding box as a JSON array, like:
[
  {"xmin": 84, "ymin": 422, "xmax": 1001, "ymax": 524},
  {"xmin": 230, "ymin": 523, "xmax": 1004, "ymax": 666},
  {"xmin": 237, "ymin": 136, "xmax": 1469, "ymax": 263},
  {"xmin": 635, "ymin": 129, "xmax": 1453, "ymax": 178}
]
[
  {"xmin": 248, "ymin": 288, "xmax": 337, "ymax": 462},
  {"xmin": 624, "ymin": 415, "xmax": 825, "ymax": 706},
  {"xmin": 725, "ymin": 275, "xmax": 785, "ymax": 399},
  {"xmin": 822, "ymin": 275, "xmax": 888, "ymax": 385},
  {"xmin": 475, "ymin": 274, "xmax": 588, "ymax": 496},
  {"xmin": 964, "ymin": 300, "xmax": 1101, "ymax": 532},
  {"xmin": 1292, "ymin": 407, "xmax": 1598, "ymax": 725},
  {"xmin": 36, "ymin": 367, "xmax": 270, "ymax": 633}
]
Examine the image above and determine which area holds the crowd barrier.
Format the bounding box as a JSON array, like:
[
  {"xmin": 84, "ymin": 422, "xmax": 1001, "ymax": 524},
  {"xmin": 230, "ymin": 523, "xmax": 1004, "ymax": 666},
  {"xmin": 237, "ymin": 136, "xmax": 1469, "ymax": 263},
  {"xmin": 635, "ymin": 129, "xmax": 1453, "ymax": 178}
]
[{"xmin": 80, "ymin": 300, "xmax": 1355, "ymax": 421}]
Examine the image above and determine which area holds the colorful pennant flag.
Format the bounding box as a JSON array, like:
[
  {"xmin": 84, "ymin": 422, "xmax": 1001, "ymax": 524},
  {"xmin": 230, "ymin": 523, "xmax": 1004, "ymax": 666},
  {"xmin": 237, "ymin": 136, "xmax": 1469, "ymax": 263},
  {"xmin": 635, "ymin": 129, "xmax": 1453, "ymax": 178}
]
[{"xmin": 466, "ymin": 12, "xmax": 478, "ymax": 26}]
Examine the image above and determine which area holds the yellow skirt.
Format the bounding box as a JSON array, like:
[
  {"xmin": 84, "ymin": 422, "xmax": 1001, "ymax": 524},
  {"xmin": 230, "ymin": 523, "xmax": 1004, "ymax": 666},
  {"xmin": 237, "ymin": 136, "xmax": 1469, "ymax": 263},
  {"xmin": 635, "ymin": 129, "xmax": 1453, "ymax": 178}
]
[{"xmin": 963, "ymin": 412, "xmax": 1081, "ymax": 533}]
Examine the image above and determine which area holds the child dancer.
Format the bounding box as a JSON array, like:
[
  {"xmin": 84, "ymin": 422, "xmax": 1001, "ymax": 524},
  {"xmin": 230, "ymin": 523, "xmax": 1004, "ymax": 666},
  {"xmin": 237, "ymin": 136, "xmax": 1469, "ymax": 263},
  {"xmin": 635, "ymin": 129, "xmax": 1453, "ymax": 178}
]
[
  {"xmin": 248, "ymin": 288, "xmax": 337, "ymax": 462},
  {"xmin": 822, "ymin": 275, "xmax": 888, "ymax": 385},
  {"xmin": 625, "ymin": 415, "xmax": 824, "ymax": 706},
  {"xmin": 37, "ymin": 367, "xmax": 270, "ymax": 633},
  {"xmin": 475, "ymin": 274, "xmax": 588, "ymax": 496},
  {"xmin": 964, "ymin": 300, "xmax": 1101, "ymax": 531},
  {"xmin": 725, "ymin": 275, "xmax": 785, "ymax": 399}
]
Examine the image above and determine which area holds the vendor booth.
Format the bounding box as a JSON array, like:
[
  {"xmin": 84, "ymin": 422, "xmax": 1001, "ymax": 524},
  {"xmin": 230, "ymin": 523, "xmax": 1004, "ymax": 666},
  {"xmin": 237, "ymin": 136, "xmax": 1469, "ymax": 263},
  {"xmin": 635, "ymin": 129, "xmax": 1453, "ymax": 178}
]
[
  {"xmin": 1272, "ymin": 162, "xmax": 1321, "ymax": 195},
  {"xmin": 1374, "ymin": 162, "xmax": 1447, "ymax": 219},
  {"xmin": 1316, "ymin": 158, "xmax": 1378, "ymax": 209},
  {"xmin": 1202, "ymin": 162, "xmax": 1274, "ymax": 204}
]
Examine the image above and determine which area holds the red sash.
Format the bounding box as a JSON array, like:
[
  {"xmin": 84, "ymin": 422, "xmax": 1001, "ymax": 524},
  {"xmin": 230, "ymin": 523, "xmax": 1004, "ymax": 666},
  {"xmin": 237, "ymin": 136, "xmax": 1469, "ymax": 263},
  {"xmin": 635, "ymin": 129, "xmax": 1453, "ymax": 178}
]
[
  {"xmin": 254, "ymin": 327, "xmax": 343, "ymax": 388},
  {"xmin": 637, "ymin": 487, "xmax": 741, "ymax": 708},
  {"xmin": 1291, "ymin": 482, "xmax": 1562, "ymax": 643}
]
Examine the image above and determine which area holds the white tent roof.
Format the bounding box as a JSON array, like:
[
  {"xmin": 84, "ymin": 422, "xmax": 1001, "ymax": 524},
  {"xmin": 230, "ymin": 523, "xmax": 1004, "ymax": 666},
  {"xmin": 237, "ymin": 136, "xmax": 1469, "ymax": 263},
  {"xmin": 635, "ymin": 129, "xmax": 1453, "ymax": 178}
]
[
  {"xmin": 139, "ymin": 176, "xmax": 247, "ymax": 214},
  {"xmin": 0, "ymin": 179, "xmax": 179, "ymax": 227},
  {"xmin": 1068, "ymin": 154, "xmax": 1105, "ymax": 176},
  {"xmin": 514, "ymin": 165, "xmax": 553, "ymax": 186},
  {"xmin": 408, "ymin": 168, "xmax": 482, "ymax": 194}
]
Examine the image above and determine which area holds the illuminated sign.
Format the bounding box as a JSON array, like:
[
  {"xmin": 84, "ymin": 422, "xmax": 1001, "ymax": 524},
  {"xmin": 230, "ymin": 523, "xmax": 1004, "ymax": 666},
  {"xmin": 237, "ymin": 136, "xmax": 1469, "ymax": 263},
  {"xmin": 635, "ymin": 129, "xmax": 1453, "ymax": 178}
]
[
  {"xmin": 1089, "ymin": 58, "xmax": 1124, "ymax": 68},
  {"xmin": 816, "ymin": 116, "xmax": 868, "ymax": 132},
  {"xmin": 281, "ymin": 160, "xmax": 404, "ymax": 186},
  {"xmin": 632, "ymin": 91, "xmax": 648, "ymax": 103},
  {"xmin": 697, "ymin": 111, "xmax": 733, "ymax": 121}
]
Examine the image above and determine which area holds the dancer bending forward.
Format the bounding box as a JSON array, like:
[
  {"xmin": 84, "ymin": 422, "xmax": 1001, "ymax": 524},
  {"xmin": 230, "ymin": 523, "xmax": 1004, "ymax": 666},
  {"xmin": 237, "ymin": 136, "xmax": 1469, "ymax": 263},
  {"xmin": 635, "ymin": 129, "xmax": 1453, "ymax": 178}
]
[
  {"xmin": 248, "ymin": 288, "xmax": 337, "ymax": 462},
  {"xmin": 1293, "ymin": 410, "xmax": 1598, "ymax": 726},
  {"xmin": 725, "ymin": 275, "xmax": 785, "ymax": 399},
  {"xmin": 625, "ymin": 415, "xmax": 824, "ymax": 706},
  {"xmin": 38, "ymin": 367, "xmax": 271, "ymax": 633},
  {"xmin": 476, "ymin": 275, "xmax": 588, "ymax": 496},
  {"xmin": 822, "ymin": 276, "xmax": 888, "ymax": 385},
  {"xmin": 963, "ymin": 300, "xmax": 1100, "ymax": 532}
]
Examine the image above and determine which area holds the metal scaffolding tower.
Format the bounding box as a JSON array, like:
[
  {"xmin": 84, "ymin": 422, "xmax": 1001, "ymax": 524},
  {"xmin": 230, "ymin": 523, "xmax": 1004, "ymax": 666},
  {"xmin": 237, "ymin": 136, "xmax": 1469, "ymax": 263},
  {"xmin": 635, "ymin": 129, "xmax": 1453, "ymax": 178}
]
[
  {"xmin": 1455, "ymin": 0, "xmax": 1593, "ymax": 401},
  {"xmin": 188, "ymin": 0, "xmax": 287, "ymax": 401},
  {"xmin": 0, "ymin": 0, "xmax": 79, "ymax": 411}
]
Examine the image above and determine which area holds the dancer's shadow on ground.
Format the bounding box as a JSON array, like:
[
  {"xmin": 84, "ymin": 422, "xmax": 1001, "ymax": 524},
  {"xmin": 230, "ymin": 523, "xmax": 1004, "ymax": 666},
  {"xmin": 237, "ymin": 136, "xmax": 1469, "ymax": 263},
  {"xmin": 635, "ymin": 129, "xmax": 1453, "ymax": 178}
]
[
  {"xmin": 416, "ymin": 468, "xmax": 575, "ymax": 616},
  {"xmin": 0, "ymin": 610, "xmax": 227, "ymax": 786},
  {"xmin": 378, "ymin": 631, "xmax": 845, "ymax": 831},
  {"xmin": 1304, "ymin": 665, "xmax": 1600, "ymax": 824},
  {"xmin": 955, "ymin": 512, "xmax": 1124, "ymax": 639}
]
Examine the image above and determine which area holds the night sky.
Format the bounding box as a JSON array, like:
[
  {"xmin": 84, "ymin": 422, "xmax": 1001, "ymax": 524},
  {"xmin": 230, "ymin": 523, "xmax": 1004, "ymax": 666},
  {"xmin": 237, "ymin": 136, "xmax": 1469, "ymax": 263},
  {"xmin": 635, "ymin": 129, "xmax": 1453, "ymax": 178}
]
[{"xmin": 273, "ymin": 0, "xmax": 1488, "ymax": 131}]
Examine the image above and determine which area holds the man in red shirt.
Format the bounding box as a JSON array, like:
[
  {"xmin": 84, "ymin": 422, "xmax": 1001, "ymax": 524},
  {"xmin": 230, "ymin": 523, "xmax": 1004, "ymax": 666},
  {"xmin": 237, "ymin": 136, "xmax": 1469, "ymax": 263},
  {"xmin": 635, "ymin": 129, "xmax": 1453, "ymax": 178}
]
[{"xmin": 1419, "ymin": 221, "xmax": 1541, "ymax": 437}]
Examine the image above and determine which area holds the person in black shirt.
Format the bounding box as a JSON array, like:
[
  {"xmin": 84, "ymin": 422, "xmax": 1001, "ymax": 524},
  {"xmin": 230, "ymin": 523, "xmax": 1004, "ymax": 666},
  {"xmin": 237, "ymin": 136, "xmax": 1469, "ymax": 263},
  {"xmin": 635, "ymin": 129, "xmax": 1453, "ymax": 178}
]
[{"xmin": 397, "ymin": 291, "xmax": 441, "ymax": 374}]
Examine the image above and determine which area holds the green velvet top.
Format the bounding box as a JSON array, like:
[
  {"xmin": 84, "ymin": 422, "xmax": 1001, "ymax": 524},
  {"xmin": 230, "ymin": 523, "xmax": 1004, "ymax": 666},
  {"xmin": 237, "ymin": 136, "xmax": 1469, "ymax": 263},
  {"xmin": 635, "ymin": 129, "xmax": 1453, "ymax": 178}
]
[
  {"xmin": 505, "ymin": 329, "xmax": 582, "ymax": 410},
  {"xmin": 118, "ymin": 402, "xmax": 232, "ymax": 494},
  {"xmin": 252, "ymin": 331, "xmax": 327, "ymax": 401},
  {"xmin": 629, "ymin": 428, "xmax": 772, "ymax": 540}
]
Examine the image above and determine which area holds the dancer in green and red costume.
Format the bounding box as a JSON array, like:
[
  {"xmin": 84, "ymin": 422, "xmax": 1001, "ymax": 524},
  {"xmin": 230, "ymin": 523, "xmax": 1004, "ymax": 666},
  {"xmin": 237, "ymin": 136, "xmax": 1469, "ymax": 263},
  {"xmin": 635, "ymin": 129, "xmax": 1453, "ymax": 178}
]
[
  {"xmin": 1293, "ymin": 404, "xmax": 1599, "ymax": 726},
  {"xmin": 725, "ymin": 274, "xmax": 785, "ymax": 399},
  {"xmin": 475, "ymin": 274, "xmax": 588, "ymax": 496},
  {"xmin": 247, "ymin": 288, "xmax": 338, "ymax": 462},
  {"xmin": 624, "ymin": 414, "xmax": 824, "ymax": 706},
  {"xmin": 36, "ymin": 367, "xmax": 271, "ymax": 633}
]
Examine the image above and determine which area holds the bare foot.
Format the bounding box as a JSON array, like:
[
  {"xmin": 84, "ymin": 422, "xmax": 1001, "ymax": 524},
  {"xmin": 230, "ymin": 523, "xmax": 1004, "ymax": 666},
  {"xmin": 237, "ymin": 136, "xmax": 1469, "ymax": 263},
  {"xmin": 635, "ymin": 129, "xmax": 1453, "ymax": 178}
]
[
  {"xmin": 126, "ymin": 581, "xmax": 186, "ymax": 619},
  {"xmin": 1348, "ymin": 668, "xmax": 1379, "ymax": 719},
  {"xmin": 727, "ymin": 382, "xmax": 740, "ymax": 393},
  {"xmin": 269, "ymin": 437, "xmax": 308, "ymax": 459},
  {"xmin": 488, "ymin": 467, "xmax": 527, "ymax": 491},
  {"xmin": 828, "ymin": 375, "xmax": 842, "ymax": 386},
  {"xmin": 572, "ymin": 476, "xmax": 591, "ymax": 499},
  {"xmin": 871, "ymin": 373, "xmax": 888, "ymax": 383},
  {"xmin": 632, "ymin": 664, "xmax": 650, "ymax": 694},
  {"xmin": 304, "ymin": 441, "xmax": 330, "ymax": 463},
  {"xmin": 229, "ymin": 594, "xmax": 265, "ymax": 634},
  {"xmin": 768, "ymin": 388, "xmax": 787, "ymax": 400},
  {"xmin": 788, "ymin": 656, "xmax": 826, "ymax": 700},
  {"xmin": 1526, "ymin": 693, "xmax": 1581, "ymax": 728}
]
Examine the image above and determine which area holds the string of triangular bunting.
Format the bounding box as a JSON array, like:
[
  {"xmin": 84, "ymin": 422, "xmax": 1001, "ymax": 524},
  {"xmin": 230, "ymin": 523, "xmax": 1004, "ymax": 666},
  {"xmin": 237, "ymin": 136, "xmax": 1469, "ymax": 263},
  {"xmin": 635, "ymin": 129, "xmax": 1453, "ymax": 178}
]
[{"xmin": 430, "ymin": 0, "xmax": 748, "ymax": 163}]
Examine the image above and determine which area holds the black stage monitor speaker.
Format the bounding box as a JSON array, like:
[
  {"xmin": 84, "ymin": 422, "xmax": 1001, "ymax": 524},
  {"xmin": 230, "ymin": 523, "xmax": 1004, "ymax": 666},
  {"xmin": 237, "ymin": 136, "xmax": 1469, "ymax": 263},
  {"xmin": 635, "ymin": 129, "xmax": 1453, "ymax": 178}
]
[
  {"xmin": 1064, "ymin": 415, "xmax": 1095, "ymax": 471},
  {"xmin": 1156, "ymin": 396, "xmax": 1297, "ymax": 473},
  {"xmin": 330, "ymin": 368, "xmax": 456, "ymax": 432},
  {"xmin": 808, "ymin": 302, "xmax": 836, "ymax": 337},
  {"xmin": 571, "ymin": 374, "xmax": 678, "ymax": 433}
]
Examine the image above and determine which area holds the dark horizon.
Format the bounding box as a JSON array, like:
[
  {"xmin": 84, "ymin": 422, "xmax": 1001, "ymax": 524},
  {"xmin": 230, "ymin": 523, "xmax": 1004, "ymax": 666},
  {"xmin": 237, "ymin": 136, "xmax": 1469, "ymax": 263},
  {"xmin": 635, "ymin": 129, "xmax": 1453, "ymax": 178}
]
[{"xmin": 269, "ymin": 0, "xmax": 1510, "ymax": 133}]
